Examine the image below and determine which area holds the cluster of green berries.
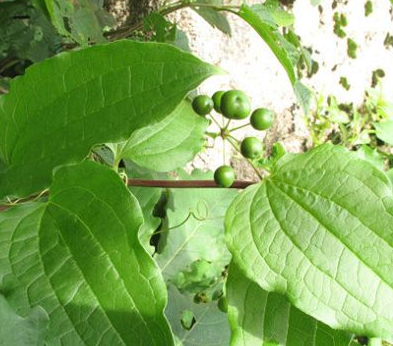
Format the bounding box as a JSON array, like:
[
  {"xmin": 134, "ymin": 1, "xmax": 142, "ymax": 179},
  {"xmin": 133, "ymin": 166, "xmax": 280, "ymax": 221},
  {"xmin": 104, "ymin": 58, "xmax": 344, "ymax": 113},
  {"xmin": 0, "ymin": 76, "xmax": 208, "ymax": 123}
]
[{"xmin": 192, "ymin": 90, "xmax": 275, "ymax": 188}]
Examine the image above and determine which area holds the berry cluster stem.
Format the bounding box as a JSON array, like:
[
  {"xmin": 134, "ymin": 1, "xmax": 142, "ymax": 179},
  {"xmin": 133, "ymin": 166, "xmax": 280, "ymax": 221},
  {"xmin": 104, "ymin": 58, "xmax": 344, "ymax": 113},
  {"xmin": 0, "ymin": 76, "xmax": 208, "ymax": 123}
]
[{"xmin": 226, "ymin": 136, "xmax": 263, "ymax": 180}]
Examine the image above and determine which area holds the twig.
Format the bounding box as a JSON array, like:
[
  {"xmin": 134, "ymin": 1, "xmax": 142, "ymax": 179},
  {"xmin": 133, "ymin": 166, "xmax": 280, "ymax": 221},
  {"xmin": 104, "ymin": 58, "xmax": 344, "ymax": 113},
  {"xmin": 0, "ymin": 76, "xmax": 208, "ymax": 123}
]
[
  {"xmin": 0, "ymin": 179, "xmax": 256, "ymax": 212},
  {"xmin": 127, "ymin": 179, "xmax": 255, "ymax": 189}
]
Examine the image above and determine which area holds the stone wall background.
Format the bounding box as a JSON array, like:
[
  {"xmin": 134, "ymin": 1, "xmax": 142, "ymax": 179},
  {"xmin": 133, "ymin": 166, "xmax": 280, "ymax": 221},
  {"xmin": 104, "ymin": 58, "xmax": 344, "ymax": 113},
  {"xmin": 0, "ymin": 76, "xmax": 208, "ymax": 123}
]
[{"xmin": 105, "ymin": 0, "xmax": 393, "ymax": 179}]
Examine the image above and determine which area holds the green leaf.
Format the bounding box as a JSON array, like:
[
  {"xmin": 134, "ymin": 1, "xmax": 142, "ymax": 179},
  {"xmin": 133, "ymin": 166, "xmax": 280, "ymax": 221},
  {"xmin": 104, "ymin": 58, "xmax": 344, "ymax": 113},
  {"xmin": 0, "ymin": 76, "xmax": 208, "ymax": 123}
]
[
  {"xmin": 226, "ymin": 262, "xmax": 353, "ymax": 346},
  {"xmin": 165, "ymin": 284, "xmax": 230, "ymax": 346},
  {"xmin": 0, "ymin": 1, "xmax": 60, "ymax": 62},
  {"xmin": 374, "ymin": 120, "xmax": 393, "ymax": 145},
  {"xmin": 126, "ymin": 162, "xmax": 168, "ymax": 254},
  {"xmin": 225, "ymin": 144, "xmax": 393, "ymax": 339},
  {"xmin": 237, "ymin": 5, "xmax": 313, "ymax": 112},
  {"xmin": 0, "ymin": 161, "xmax": 174, "ymax": 345},
  {"xmin": 143, "ymin": 12, "xmax": 177, "ymax": 43},
  {"xmin": 114, "ymin": 101, "xmax": 209, "ymax": 172},
  {"xmin": 43, "ymin": 0, "xmax": 115, "ymax": 45},
  {"xmin": 328, "ymin": 96, "xmax": 350, "ymax": 124},
  {"xmin": 250, "ymin": 1, "xmax": 295, "ymax": 27},
  {"xmin": 387, "ymin": 170, "xmax": 393, "ymax": 186},
  {"xmin": 0, "ymin": 40, "xmax": 222, "ymax": 199},
  {"xmin": 0, "ymin": 294, "xmax": 49, "ymax": 346},
  {"xmin": 155, "ymin": 170, "xmax": 237, "ymax": 282},
  {"xmin": 355, "ymin": 145, "xmax": 385, "ymax": 171},
  {"xmin": 173, "ymin": 259, "xmax": 223, "ymax": 294},
  {"xmin": 193, "ymin": 0, "xmax": 231, "ymax": 35},
  {"xmin": 294, "ymin": 81, "xmax": 313, "ymax": 114},
  {"xmin": 238, "ymin": 4, "xmax": 296, "ymax": 85},
  {"xmin": 174, "ymin": 29, "xmax": 191, "ymax": 52}
]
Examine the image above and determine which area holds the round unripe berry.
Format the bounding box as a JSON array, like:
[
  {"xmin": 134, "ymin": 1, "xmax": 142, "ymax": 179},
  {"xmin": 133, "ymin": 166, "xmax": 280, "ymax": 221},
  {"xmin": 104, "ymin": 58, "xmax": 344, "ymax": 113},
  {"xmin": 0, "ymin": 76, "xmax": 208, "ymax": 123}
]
[
  {"xmin": 212, "ymin": 90, "xmax": 225, "ymax": 113},
  {"xmin": 240, "ymin": 137, "xmax": 263, "ymax": 159},
  {"xmin": 250, "ymin": 108, "xmax": 274, "ymax": 130},
  {"xmin": 218, "ymin": 296, "xmax": 228, "ymax": 313},
  {"xmin": 192, "ymin": 95, "xmax": 214, "ymax": 116},
  {"xmin": 214, "ymin": 165, "xmax": 235, "ymax": 188},
  {"xmin": 220, "ymin": 90, "xmax": 251, "ymax": 119}
]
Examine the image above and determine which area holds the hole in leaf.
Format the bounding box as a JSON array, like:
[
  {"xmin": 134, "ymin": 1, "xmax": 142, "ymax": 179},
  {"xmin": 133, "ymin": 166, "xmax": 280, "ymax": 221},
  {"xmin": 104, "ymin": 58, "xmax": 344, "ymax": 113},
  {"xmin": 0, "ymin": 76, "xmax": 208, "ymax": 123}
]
[{"xmin": 180, "ymin": 310, "xmax": 195, "ymax": 330}]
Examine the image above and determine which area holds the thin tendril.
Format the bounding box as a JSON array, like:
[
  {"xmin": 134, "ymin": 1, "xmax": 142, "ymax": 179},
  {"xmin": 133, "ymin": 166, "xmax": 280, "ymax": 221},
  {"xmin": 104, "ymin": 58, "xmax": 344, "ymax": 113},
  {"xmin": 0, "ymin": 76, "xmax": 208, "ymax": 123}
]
[{"xmin": 154, "ymin": 199, "xmax": 223, "ymax": 235}]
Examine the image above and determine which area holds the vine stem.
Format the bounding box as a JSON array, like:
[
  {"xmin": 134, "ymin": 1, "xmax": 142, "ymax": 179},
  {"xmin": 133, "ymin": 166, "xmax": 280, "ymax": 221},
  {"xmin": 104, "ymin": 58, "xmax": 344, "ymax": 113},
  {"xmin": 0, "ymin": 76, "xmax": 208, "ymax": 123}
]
[
  {"xmin": 63, "ymin": 2, "xmax": 240, "ymax": 48},
  {"xmin": 127, "ymin": 179, "xmax": 254, "ymax": 188},
  {"xmin": 0, "ymin": 179, "xmax": 255, "ymax": 212}
]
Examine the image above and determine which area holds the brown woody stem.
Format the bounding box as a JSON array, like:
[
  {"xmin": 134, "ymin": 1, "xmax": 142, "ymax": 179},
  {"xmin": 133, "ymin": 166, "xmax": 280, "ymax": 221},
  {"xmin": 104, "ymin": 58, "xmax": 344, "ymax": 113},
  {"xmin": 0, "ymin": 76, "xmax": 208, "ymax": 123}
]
[
  {"xmin": 127, "ymin": 179, "xmax": 255, "ymax": 189},
  {"xmin": 0, "ymin": 179, "xmax": 255, "ymax": 212}
]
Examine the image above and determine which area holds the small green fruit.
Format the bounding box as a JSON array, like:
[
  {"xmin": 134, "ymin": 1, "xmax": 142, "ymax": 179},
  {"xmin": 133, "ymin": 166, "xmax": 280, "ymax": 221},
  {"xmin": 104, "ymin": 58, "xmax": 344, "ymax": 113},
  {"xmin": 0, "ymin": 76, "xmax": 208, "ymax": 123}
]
[
  {"xmin": 192, "ymin": 95, "xmax": 214, "ymax": 116},
  {"xmin": 212, "ymin": 90, "xmax": 225, "ymax": 113},
  {"xmin": 220, "ymin": 90, "xmax": 251, "ymax": 119},
  {"xmin": 250, "ymin": 108, "xmax": 275, "ymax": 130},
  {"xmin": 218, "ymin": 297, "xmax": 228, "ymax": 313},
  {"xmin": 240, "ymin": 137, "xmax": 263, "ymax": 159},
  {"xmin": 214, "ymin": 165, "xmax": 235, "ymax": 188}
]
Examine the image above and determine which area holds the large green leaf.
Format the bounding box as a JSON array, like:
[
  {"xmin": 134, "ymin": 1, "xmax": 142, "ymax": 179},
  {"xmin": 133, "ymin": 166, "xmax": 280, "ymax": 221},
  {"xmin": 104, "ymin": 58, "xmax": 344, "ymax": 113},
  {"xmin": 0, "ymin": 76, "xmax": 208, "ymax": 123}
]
[
  {"xmin": 0, "ymin": 161, "xmax": 174, "ymax": 345},
  {"xmin": 0, "ymin": 294, "xmax": 49, "ymax": 346},
  {"xmin": 0, "ymin": 40, "xmax": 221, "ymax": 199},
  {"xmin": 237, "ymin": 4, "xmax": 296, "ymax": 85},
  {"xmin": 225, "ymin": 144, "xmax": 393, "ymax": 339},
  {"xmin": 237, "ymin": 5, "xmax": 313, "ymax": 112},
  {"xmin": 114, "ymin": 100, "xmax": 209, "ymax": 172},
  {"xmin": 226, "ymin": 263, "xmax": 353, "ymax": 346},
  {"xmin": 165, "ymin": 284, "xmax": 230, "ymax": 346},
  {"xmin": 155, "ymin": 170, "xmax": 237, "ymax": 283}
]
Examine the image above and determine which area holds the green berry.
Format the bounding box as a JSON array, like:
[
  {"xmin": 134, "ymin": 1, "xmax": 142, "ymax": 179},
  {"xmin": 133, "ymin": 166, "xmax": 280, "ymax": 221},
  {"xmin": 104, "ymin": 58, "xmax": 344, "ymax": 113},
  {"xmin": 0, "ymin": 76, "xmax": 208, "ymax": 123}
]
[
  {"xmin": 214, "ymin": 165, "xmax": 235, "ymax": 188},
  {"xmin": 212, "ymin": 90, "xmax": 225, "ymax": 113},
  {"xmin": 240, "ymin": 137, "xmax": 263, "ymax": 160},
  {"xmin": 192, "ymin": 95, "xmax": 214, "ymax": 116},
  {"xmin": 250, "ymin": 108, "xmax": 275, "ymax": 130},
  {"xmin": 218, "ymin": 297, "xmax": 228, "ymax": 313},
  {"xmin": 220, "ymin": 90, "xmax": 251, "ymax": 119}
]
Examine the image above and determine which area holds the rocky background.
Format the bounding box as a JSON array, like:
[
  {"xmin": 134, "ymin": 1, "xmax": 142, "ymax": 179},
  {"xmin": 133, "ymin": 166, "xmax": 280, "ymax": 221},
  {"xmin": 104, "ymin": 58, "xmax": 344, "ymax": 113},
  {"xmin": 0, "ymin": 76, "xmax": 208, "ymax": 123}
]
[{"xmin": 105, "ymin": 0, "xmax": 393, "ymax": 179}]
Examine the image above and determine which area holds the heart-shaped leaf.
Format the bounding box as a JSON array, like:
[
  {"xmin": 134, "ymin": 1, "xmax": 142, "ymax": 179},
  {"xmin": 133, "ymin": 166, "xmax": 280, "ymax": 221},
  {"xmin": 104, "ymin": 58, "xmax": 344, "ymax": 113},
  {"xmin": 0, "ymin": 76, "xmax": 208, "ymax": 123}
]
[
  {"xmin": 0, "ymin": 161, "xmax": 174, "ymax": 345},
  {"xmin": 113, "ymin": 100, "xmax": 209, "ymax": 172},
  {"xmin": 225, "ymin": 144, "xmax": 393, "ymax": 339},
  {"xmin": 0, "ymin": 40, "xmax": 221, "ymax": 199}
]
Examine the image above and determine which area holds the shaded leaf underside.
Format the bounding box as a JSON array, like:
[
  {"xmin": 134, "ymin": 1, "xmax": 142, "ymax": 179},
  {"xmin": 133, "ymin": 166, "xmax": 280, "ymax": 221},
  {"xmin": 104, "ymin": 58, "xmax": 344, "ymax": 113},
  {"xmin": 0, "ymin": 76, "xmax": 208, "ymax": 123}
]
[{"xmin": 226, "ymin": 262, "xmax": 353, "ymax": 346}]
